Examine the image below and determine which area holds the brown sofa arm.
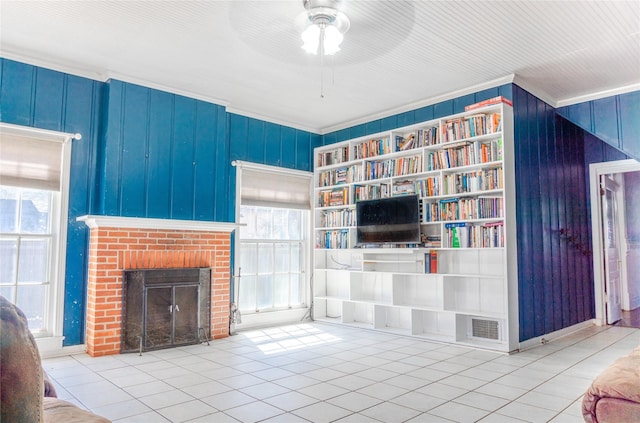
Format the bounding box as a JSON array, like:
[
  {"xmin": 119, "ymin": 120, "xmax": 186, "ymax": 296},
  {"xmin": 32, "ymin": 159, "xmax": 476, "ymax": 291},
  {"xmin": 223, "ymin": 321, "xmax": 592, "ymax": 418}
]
[{"xmin": 582, "ymin": 346, "xmax": 640, "ymax": 423}]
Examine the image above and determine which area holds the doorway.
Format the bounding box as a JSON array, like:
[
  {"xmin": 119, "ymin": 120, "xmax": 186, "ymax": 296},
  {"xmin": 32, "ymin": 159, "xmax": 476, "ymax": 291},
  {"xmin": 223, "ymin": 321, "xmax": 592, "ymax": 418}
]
[{"xmin": 589, "ymin": 159, "xmax": 640, "ymax": 328}]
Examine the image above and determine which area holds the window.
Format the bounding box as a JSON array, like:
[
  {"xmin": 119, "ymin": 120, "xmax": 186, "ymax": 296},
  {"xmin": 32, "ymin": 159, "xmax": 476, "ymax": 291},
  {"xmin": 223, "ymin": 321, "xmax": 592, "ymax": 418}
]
[
  {"xmin": 0, "ymin": 186, "xmax": 55, "ymax": 333},
  {"xmin": 0, "ymin": 123, "xmax": 76, "ymax": 343},
  {"xmin": 238, "ymin": 206, "xmax": 307, "ymax": 312},
  {"xmin": 233, "ymin": 161, "xmax": 312, "ymax": 321}
]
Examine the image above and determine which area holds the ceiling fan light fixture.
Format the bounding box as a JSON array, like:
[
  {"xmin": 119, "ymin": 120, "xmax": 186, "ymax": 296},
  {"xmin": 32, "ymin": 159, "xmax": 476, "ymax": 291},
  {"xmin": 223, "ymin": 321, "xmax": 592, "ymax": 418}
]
[{"xmin": 300, "ymin": 0, "xmax": 349, "ymax": 56}]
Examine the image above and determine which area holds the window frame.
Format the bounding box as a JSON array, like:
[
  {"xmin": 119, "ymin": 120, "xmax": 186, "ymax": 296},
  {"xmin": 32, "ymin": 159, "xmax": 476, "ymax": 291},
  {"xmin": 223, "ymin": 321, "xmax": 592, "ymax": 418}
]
[
  {"xmin": 232, "ymin": 161, "xmax": 313, "ymax": 329},
  {"xmin": 0, "ymin": 123, "xmax": 76, "ymax": 350},
  {"xmin": 237, "ymin": 207, "xmax": 308, "ymax": 313}
]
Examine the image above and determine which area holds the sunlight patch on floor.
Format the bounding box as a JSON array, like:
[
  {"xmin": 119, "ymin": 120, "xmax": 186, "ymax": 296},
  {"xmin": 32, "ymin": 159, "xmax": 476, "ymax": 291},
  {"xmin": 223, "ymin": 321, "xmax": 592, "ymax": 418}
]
[{"xmin": 242, "ymin": 324, "xmax": 342, "ymax": 354}]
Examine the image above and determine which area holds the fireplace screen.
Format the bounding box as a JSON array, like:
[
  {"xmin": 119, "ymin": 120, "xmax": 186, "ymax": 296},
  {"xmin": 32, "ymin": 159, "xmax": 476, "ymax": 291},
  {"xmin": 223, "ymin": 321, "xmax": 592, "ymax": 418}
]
[{"xmin": 122, "ymin": 268, "xmax": 211, "ymax": 353}]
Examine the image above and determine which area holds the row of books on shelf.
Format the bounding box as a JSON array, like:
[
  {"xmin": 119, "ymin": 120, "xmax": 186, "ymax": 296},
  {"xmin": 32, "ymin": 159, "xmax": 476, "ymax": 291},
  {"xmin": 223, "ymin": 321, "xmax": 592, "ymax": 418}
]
[
  {"xmin": 355, "ymin": 137, "xmax": 393, "ymax": 159},
  {"xmin": 394, "ymin": 125, "xmax": 439, "ymax": 150},
  {"xmin": 442, "ymin": 168, "xmax": 503, "ymax": 195},
  {"xmin": 424, "ymin": 250, "xmax": 438, "ymax": 273},
  {"xmin": 422, "ymin": 197, "xmax": 504, "ymax": 222},
  {"xmin": 318, "ymin": 187, "xmax": 349, "ymax": 207},
  {"xmin": 319, "ymin": 208, "xmax": 355, "ymax": 228},
  {"xmin": 441, "ymin": 113, "xmax": 502, "ymax": 143},
  {"xmin": 427, "ymin": 138, "xmax": 502, "ymax": 171},
  {"xmin": 317, "ymin": 229, "xmax": 350, "ymax": 249},
  {"xmin": 421, "ymin": 234, "xmax": 442, "ymax": 248},
  {"xmin": 318, "ymin": 146, "xmax": 349, "ymax": 167},
  {"xmin": 355, "ymin": 184, "xmax": 390, "ymax": 201},
  {"xmin": 318, "ymin": 165, "xmax": 363, "ymax": 187},
  {"xmin": 364, "ymin": 156, "xmax": 423, "ymax": 180},
  {"xmin": 439, "ymin": 197, "xmax": 504, "ymax": 221},
  {"xmin": 393, "ymin": 177, "xmax": 439, "ymax": 197},
  {"xmin": 444, "ymin": 222, "xmax": 504, "ymax": 248}
]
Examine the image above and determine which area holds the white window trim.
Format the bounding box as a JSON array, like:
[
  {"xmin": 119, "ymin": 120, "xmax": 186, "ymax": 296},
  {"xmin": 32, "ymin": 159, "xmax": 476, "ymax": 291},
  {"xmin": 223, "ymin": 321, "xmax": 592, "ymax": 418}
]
[
  {"xmin": 0, "ymin": 123, "xmax": 80, "ymax": 356},
  {"xmin": 232, "ymin": 161, "xmax": 313, "ymax": 330}
]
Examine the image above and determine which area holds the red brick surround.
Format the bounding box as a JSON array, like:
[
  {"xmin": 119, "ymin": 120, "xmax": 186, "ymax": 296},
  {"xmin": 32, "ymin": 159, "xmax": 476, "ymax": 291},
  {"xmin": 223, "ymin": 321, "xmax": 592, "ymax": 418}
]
[{"xmin": 79, "ymin": 216, "xmax": 235, "ymax": 357}]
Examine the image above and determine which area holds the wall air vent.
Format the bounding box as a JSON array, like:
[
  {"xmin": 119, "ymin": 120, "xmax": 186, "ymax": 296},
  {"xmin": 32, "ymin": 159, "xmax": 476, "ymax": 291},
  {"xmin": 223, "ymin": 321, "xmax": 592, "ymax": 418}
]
[{"xmin": 471, "ymin": 318, "xmax": 500, "ymax": 340}]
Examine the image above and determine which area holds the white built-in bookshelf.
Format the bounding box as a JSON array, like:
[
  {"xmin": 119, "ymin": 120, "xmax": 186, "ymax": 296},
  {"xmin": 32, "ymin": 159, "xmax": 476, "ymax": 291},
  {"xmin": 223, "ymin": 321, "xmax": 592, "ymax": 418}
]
[{"xmin": 312, "ymin": 100, "xmax": 519, "ymax": 352}]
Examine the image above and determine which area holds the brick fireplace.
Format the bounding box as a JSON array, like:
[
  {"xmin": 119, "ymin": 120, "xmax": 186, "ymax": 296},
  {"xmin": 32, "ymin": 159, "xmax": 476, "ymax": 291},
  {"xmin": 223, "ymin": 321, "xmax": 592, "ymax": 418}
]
[{"xmin": 78, "ymin": 216, "xmax": 236, "ymax": 357}]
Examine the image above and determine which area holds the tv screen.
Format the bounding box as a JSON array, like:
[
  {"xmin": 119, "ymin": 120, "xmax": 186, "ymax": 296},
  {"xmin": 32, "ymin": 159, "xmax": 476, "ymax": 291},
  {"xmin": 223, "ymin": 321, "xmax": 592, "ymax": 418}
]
[{"xmin": 356, "ymin": 195, "xmax": 421, "ymax": 245}]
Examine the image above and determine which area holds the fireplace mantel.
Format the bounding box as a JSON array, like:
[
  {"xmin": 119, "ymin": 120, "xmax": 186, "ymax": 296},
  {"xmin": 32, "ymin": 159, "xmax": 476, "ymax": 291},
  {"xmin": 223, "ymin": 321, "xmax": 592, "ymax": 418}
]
[{"xmin": 77, "ymin": 215, "xmax": 238, "ymax": 232}]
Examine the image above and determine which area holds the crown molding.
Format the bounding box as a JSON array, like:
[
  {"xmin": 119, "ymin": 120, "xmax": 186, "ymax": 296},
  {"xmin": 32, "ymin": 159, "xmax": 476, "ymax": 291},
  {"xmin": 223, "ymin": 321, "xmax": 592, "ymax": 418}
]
[
  {"xmin": 1, "ymin": 50, "xmax": 106, "ymax": 82},
  {"xmin": 225, "ymin": 107, "xmax": 320, "ymax": 134},
  {"xmin": 2, "ymin": 51, "xmax": 230, "ymax": 108},
  {"xmin": 555, "ymin": 83, "xmax": 640, "ymax": 108}
]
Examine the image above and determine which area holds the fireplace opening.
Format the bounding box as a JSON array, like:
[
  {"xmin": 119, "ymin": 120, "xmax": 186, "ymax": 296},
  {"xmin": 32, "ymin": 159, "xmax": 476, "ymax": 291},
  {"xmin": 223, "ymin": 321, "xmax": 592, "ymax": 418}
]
[{"xmin": 122, "ymin": 268, "xmax": 211, "ymax": 353}]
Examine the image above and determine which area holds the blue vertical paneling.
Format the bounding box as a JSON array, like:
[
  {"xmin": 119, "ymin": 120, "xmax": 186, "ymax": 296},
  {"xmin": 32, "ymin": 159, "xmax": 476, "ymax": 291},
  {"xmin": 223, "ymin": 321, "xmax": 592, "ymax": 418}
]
[
  {"xmin": 474, "ymin": 87, "xmax": 501, "ymax": 101},
  {"xmin": 281, "ymin": 126, "xmax": 297, "ymax": 168},
  {"xmin": 514, "ymin": 84, "xmax": 595, "ymax": 342},
  {"xmin": 214, "ymin": 106, "xmax": 231, "ymax": 223},
  {"xmin": 229, "ymin": 114, "xmax": 249, "ymax": 161},
  {"xmin": 247, "ymin": 119, "xmax": 266, "ymax": 164},
  {"xmin": 335, "ymin": 128, "xmax": 351, "ymax": 143},
  {"xmin": 0, "ymin": 60, "xmax": 34, "ymax": 124},
  {"xmin": 322, "ymin": 131, "xmax": 338, "ymax": 147},
  {"xmin": 101, "ymin": 80, "xmax": 124, "ymax": 215},
  {"xmin": 592, "ymin": 96, "xmax": 619, "ymax": 148},
  {"xmin": 350, "ymin": 124, "xmax": 366, "ymax": 139},
  {"xmin": 0, "ymin": 59, "xmax": 104, "ymax": 345},
  {"xmin": 365, "ymin": 119, "xmax": 382, "ymax": 135},
  {"xmin": 434, "ymin": 100, "xmax": 455, "ymax": 119},
  {"xmin": 453, "ymin": 94, "xmax": 475, "ymax": 114},
  {"xmin": 557, "ymin": 90, "xmax": 640, "ymax": 161},
  {"xmin": 397, "ymin": 111, "xmax": 414, "ymax": 128},
  {"xmin": 295, "ymin": 131, "xmax": 311, "ymax": 171},
  {"xmin": 171, "ymin": 96, "xmax": 197, "ymax": 219},
  {"xmin": 309, "ymin": 133, "xmax": 322, "ymax": 169},
  {"xmin": 147, "ymin": 90, "xmax": 173, "ymax": 218},
  {"xmin": 193, "ymin": 102, "xmax": 218, "ymax": 221},
  {"xmin": 414, "ymin": 105, "xmax": 435, "ymax": 123},
  {"xmin": 265, "ymin": 122, "xmax": 282, "ymax": 166},
  {"xmin": 63, "ymin": 77, "xmax": 103, "ymax": 346},
  {"xmin": 513, "ymin": 86, "xmax": 535, "ymax": 340},
  {"xmin": 619, "ymin": 91, "xmax": 640, "ymax": 158},
  {"xmin": 120, "ymin": 84, "xmax": 148, "ymax": 216},
  {"xmin": 381, "ymin": 116, "xmax": 398, "ymax": 131},
  {"xmin": 101, "ymin": 81, "xmax": 234, "ymax": 222},
  {"xmin": 33, "ymin": 68, "xmax": 65, "ymax": 130}
]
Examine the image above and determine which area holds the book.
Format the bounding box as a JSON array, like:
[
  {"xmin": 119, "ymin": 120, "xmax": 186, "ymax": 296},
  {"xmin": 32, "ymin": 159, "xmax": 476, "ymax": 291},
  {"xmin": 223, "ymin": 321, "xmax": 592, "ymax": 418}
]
[
  {"xmin": 429, "ymin": 250, "xmax": 438, "ymax": 273},
  {"xmin": 464, "ymin": 96, "xmax": 512, "ymax": 111}
]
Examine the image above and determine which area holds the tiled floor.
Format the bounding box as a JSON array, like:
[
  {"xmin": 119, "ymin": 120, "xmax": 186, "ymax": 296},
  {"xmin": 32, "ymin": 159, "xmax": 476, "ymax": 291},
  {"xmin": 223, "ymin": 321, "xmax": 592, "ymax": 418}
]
[
  {"xmin": 43, "ymin": 322, "xmax": 640, "ymax": 423},
  {"xmin": 615, "ymin": 307, "xmax": 640, "ymax": 328}
]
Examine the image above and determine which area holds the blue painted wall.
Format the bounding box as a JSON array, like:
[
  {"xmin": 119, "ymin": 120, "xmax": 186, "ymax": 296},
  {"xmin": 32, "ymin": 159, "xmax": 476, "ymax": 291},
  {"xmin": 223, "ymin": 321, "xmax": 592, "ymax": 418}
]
[
  {"xmin": 1, "ymin": 59, "xmax": 104, "ymax": 345},
  {"xmin": 0, "ymin": 58, "xmax": 318, "ymax": 346},
  {"xmin": 512, "ymin": 86, "xmax": 600, "ymax": 340},
  {"xmin": 557, "ymin": 90, "xmax": 640, "ymax": 161},
  {"xmin": 99, "ymin": 80, "xmax": 230, "ymax": 221}
]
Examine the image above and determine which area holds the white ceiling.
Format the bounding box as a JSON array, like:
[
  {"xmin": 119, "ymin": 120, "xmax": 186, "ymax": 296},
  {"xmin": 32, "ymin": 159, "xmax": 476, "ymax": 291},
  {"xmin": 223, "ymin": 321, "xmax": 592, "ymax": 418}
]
[{"xmin": 1, "ymin": 1, "xmax": 639, "ymax": 133}]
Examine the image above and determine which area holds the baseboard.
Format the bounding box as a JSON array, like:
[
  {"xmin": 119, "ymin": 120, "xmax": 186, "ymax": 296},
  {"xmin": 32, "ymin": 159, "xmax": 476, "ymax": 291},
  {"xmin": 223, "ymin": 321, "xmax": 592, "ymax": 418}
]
[
  {"xmin": 232, "ymin": 308, "xmax": 311, "ymax": 333},
  {"xmin": 37, "ymin": 337, "xmax": 86, "ymax": 359},
  {"xmin": 518, "ymin": 319, "xmax": 597, "ymax": 351}
]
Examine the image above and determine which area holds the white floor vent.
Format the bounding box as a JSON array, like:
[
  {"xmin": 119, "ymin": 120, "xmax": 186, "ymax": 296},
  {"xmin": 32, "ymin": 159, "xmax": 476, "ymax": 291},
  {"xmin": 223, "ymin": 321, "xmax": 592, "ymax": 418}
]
[{"xmin": 471, "ymin": 318, "xmax": 500, "ymax": 340}]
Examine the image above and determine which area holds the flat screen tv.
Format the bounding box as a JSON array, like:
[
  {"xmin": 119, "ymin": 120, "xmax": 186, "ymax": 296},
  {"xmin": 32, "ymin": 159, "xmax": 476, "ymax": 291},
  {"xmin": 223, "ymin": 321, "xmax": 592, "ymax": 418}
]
[{"xmin": 356, "ymin": 195, "xmax": 421, "ymax": 245}]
